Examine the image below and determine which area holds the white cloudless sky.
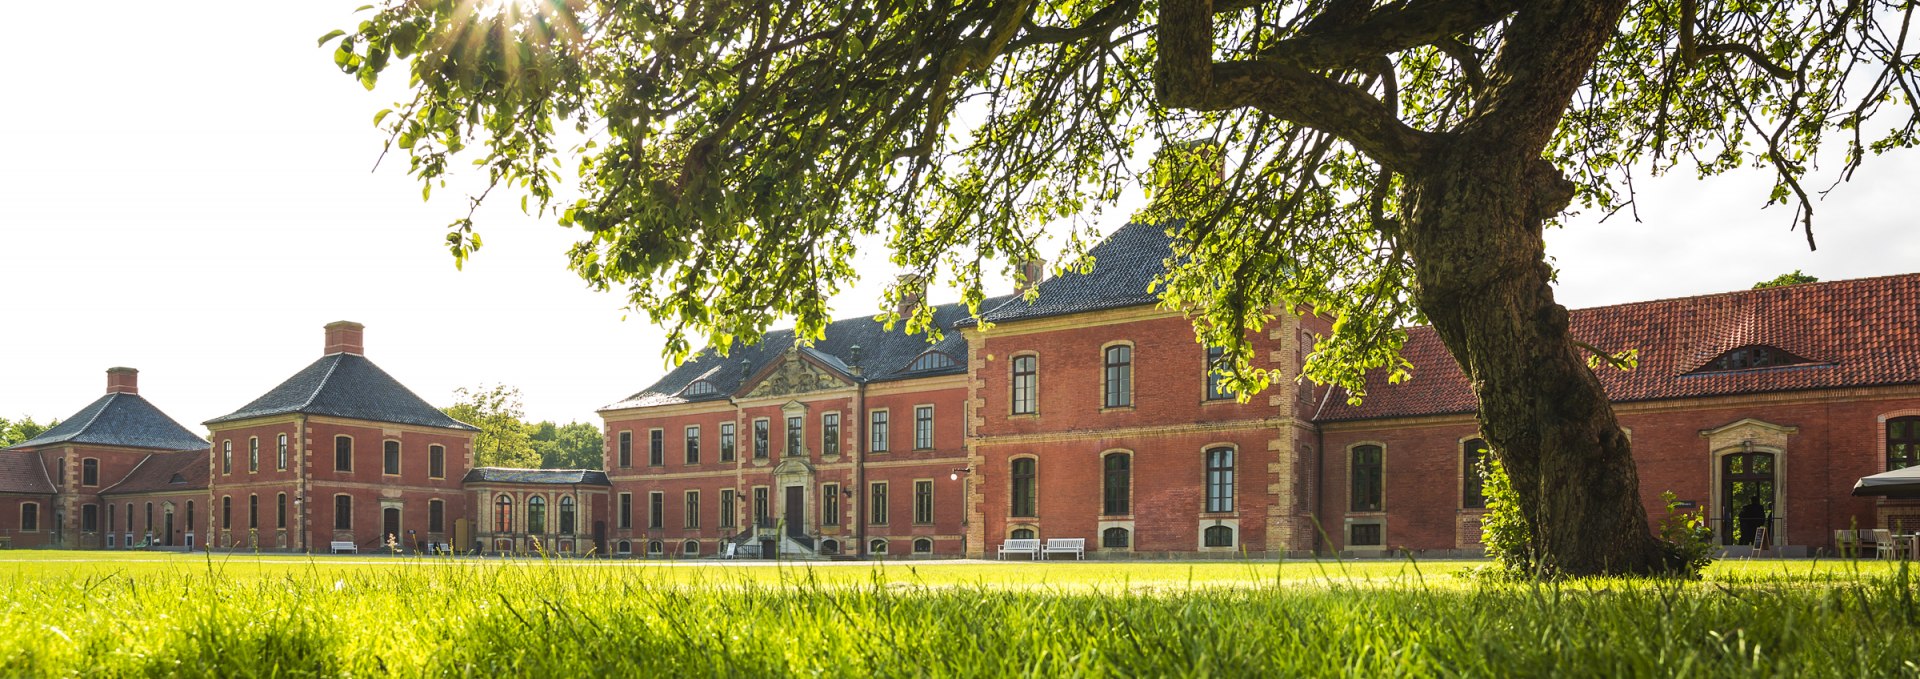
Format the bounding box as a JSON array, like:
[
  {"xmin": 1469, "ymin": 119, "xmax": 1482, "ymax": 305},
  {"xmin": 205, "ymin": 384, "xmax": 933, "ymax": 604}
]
[{"xmin": 2, "ymin": 2, "xmax": 1915, "ymax": 431}]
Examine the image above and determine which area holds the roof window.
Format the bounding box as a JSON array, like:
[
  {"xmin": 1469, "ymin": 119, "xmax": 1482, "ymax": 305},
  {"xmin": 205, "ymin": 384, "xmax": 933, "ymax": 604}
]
[
  {"xmin": 909, "ymin": 350, "xmax": 957, "ymax": 372},
  {"xmin": 683, "ymin": 380, "xmax": 718, "ymax": 396},
  {"xmin": 1692, "ymin": 345, "xmax": 1812, "ymax": 374}
]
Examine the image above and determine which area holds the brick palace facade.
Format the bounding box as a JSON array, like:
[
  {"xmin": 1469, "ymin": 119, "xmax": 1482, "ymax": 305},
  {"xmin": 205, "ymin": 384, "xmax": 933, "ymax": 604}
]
[{"xmin": 5, "ymin": 222, "xmax": 1920, "ymax": 557}]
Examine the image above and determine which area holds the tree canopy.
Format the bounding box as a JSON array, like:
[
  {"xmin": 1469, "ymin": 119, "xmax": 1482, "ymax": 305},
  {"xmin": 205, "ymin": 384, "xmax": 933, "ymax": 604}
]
[
  {"xmin": 443, "ymin": 385, "xmax": 604, "ymax": 469},
  {"xmin": 1754, "ymin": 270, "xmax": 1820, "ymax": 288},
  {"xmin": 0, "ymin": 417, "xmax": 56, "ymax": 448},
  {"xmin": 333, "ymin": 0, "xmax": 1917, "ymax": 575}
]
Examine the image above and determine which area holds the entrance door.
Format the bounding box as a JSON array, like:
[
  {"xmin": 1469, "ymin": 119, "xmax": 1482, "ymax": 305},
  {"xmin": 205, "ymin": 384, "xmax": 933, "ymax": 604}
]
[
  {"xmin": 784, "ymin": 486, "xmax": 804, "ymax": 536},
  {"xmin": 164, "ymin": 511, "xmax": 175, "ymax": 547},
  {"xmin": 592, "ymin": 520, "xmax": 607, "ymax": 556},
  {"xmin": 383, "ymin": 508, "xmax": 402, "ymax": 547},
  {"xmin": 1721, "ymin": 451, "xmax": 1777, "ymax": 545}
]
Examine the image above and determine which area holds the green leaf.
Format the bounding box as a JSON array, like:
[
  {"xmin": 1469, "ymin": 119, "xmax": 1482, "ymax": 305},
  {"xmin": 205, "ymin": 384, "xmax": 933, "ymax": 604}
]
[{"xmin": 317, "ymin": 29, "xmax": 347, "ymax": 47}]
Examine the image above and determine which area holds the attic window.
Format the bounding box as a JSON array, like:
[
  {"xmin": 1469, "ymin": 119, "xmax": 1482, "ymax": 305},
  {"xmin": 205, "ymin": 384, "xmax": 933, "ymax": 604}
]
[
  {"xmin": 1693, "ymin": 345, "xmax": 1812, "ymax": 374},
  {"xmin": 683, "ymin": 380, "xmax": 718, "ymax": 397},
  {"xmin": 169, "ymin": 473, "xmax": 186, "ymax": 484},
  {"xmin": 909, "ymin": 350, "xmax": 957, "ymax": 372}
]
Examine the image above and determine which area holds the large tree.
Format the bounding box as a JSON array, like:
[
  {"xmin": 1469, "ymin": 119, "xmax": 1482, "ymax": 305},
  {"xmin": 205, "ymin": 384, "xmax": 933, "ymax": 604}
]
[{"xmin": 330, "ymin": 0, "xmax": 1917, "ymax": 574}]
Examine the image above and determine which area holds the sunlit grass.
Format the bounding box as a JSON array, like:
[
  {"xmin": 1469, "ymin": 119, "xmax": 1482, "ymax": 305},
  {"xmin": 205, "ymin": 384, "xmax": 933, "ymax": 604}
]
[{"xmin": 1, "ymin": 551, "xmax": 1916, "ymax": 676}]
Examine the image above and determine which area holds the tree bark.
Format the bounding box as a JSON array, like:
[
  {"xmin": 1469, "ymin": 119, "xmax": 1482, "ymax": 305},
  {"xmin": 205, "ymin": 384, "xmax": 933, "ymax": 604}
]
[{"xmin": 1402, "ymin": 139, "xmax": 1679, "ymax": 577}]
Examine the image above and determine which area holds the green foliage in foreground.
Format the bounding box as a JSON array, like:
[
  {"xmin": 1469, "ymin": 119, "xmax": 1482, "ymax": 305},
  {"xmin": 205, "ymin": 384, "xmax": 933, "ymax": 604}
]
[{"xmin": 1, "ymin": 556, "xmax": 1918, "ymax": 676}]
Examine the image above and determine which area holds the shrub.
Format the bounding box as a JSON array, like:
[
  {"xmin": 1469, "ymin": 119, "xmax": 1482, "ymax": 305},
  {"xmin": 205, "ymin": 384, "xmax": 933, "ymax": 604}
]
[{"xmin": 1477, "ymin": 457, "xmax": 1710, "ymax": 579}]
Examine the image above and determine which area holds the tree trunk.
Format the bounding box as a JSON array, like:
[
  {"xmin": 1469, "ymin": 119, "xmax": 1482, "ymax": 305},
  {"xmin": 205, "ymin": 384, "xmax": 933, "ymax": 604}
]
[{"xmin": 1402, "ymin": 144, "xmax": 1678, "ymax": 576}]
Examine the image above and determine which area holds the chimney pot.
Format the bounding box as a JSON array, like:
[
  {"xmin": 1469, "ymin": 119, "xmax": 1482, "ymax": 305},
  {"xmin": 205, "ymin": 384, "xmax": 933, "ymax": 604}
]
[
  {"xmin": 1015, "ymin": 258, "xmax": 1048, "ymax": 295},
  {"xmin": 324, "ymin": 321, "xmax": 366, "ymax": 356},
  {"xmin": 106, "ymin": 367, "xmax": 139, "ymax": 395},
  {"xmin": 895, "ymin": 274, "xmax": 926, "ymax": 318}
]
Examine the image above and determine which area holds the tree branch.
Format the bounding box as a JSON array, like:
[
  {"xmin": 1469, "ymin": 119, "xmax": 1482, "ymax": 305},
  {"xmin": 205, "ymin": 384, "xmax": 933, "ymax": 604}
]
[
  {"xmin": 1009, "ymin": 0, "xmax": 1143, "ymax": 50},
  {"xmin": 1158, "ymin": 0, "xmax": 1435, "ymax": 170},
  {"xmin": 1260, "ymin": 0, "xmax": 1521, "ymax": 71}
]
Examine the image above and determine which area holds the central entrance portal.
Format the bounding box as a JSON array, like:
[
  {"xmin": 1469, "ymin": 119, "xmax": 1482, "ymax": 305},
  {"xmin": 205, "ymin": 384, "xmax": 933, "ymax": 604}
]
[
  {"xmin": 1721, "ymin": 451, "xmax": 1777, "ymax": 546},
  {"xmin": 383, "ymin": 507, "xmax": 402, "ymax": 546}
]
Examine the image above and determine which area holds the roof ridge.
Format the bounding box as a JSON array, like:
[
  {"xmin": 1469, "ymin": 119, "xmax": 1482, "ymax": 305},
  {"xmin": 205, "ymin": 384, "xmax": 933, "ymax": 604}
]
[
  {"xmin": 99, "ymin": 453, "xmax": 156, "ymax": 494},
  {"xmin": 1562, "ymin": 271, "xmax": 1920, "ymax": 315},
  {"xmin": 294, "ymin": 354, "xmax": 345, "ymax": 412}
]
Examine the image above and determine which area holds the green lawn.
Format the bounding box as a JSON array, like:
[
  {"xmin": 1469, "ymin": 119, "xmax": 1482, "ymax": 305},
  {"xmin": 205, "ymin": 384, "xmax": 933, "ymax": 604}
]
[{"xmin": 1, "ymin": 551, "xmax": 1916, "ymax": 676}]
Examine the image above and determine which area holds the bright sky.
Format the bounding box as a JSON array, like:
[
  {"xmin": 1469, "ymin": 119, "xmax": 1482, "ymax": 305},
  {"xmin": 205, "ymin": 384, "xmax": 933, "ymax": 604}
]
[{"xmin": 2, "ymin": 2, "xmax": 1916, "ymax": 432}]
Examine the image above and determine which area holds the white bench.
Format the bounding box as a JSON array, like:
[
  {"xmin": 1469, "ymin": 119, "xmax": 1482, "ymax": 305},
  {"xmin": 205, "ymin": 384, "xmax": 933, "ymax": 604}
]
[
  {"xmin": 330, "ymin": 541, "xmax": 358, "ymax": 554},
  {"xmin": 1042, "ymin": 538, "xmax": 1085, "ymax": 560},
  {"xmin": 998, "ymin": 538, "xmax": 1041, "ymax": 560}
]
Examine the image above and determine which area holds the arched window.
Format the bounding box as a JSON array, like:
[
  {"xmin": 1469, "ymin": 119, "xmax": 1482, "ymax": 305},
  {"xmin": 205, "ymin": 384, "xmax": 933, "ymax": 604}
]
[
  {"xmin": 1891, "ymin": 417, "xmax": 1920, "ymax": 470},
  {"xmin": 1010, "ymin": 528, "xmax": 1035, "ymax": 540},
  {"xmin": 819, "ymin": 539, "xmax": 840, "ymax": 555},
  {"xmin": 1204, "ymin": 448, "xmax": 1235, "ymax": 513},
  {"xmin": 19, "ymin": 503, "xmax": 37, "ymax": 531},
  {"xmin": 682, "ymin": 539, "xmax": 700, "ymax": 555},
  {"xmin": 913, "ymin": 538, "xmax": 933, "ymax": 554},
  {"xmin": 1205, "ymin": 345, "xmax": 1233, "ymax": 400},
  {"xmin": 910, "ymin": 350, "xmax": 956, "ymax": 371},
  {"xmin": 277, "ymin": 493, "xmax": 288, "ymax": 529},
  {"xmin": 1103, "ymin": 345, "xmax": 1133, "ymax": 408},
  {"xmin": 429, "ymin": 445, "xmax": 445, "ymax": 479},
  {"xmin": 1351, "ymin": 445, "xmax": 1384, "ymax": 512},
  {"xmin": 868, "ymin": 539, "xmax": 889, "ymax": 554},
  {"xmin": 527, "ymin": 496, "xmax": 547, "ymax": 535},
  {"xmin": 1010, "ymin": 458, "xmax": 1037, "ymax": 517},
  {"xmin": 1102, "ymin": 527, "xmax": 1130, "ymax": 548},
  {"xmin": 1103, "ymin": 453, "xmax": 1130, "ymax": 515},
  {"xmin": 616, "ymin": 540, "xmax": 632, "ymax": 555},
  {"xmin": 684, "ymin": 380, "xmax": 717, "ymax": 396},
  {"xmin": 277, "ymin": 434, "xmax": 289, "ymax": 470},
  {"xmin": 647, "ymin": 540, "xmax": 663, "ymax": 556},
  {"xmin": 82, "ymin": 459, "xmax": 99, "ymax": 487},
  {"xmin": 383, "ymin": 441, "xmax": 401, "ymax": 475},
  {"xmin": 494, "ymin": 494, "xmax": 513, "ymax": 533},
  {"xmin": 1462, "ymin": 438, "xmax": 1490, "ymax": 509},
  {"xmin": 186, "ymin": 501, "xmax": 194, "ymax": 534},
  {"xmin": 334, "ymin": 436, "xmax": 353, "ymax": 472},
  {"xmin": 1011, "ymin": 355, "xmax": 1038, "ymax": 415},
  {"xmin": 222, "ymin": 440, "xmax": 233, "ymax": 474},
  {"xmin": 1693, "ymin": 345, "xmax": 1812, "ymax": 373},
  {"xmin": 1204, "ymin": 525, "xmax": 1234, "ymax": 547},
  {"xmin": 248, "ymin": 438, "xmax": 260, "ymax": 473},
  {"xmin": 559, "ymin": 496, "xmax": 577, "ymax": 534}
]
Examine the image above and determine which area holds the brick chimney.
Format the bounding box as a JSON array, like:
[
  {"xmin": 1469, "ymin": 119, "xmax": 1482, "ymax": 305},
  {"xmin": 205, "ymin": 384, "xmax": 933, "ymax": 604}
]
[
  {"xmin": 1015, "ymin": 257, "xmax": 1047, "ymax": 295},
  {"xmin": 895, "ymin": 273, "xmax": 926, "ymax": 318},
  {"xmin": 324, "ymin": 321, "xmax": 366, "ymax": 356},
  {"xmin": 106, "ymin": 367, "xmax": 138, "ymax": 395}
]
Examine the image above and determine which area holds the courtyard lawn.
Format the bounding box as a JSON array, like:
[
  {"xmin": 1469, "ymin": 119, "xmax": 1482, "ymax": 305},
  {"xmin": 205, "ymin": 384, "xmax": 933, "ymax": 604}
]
[{"xmin": 0, "ymin": 552, "xmax": 1916, "ymax": 676}]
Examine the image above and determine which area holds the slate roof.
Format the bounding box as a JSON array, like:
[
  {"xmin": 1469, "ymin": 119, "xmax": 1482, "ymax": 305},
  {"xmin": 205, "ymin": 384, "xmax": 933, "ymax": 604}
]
[
  {"xmin": 100, "ymin": 449, "xmax": 210, "ymax": 495},
  {"xmin": 603, "ymin": 294, "xmax": 1015, "ymax": 410},
  {"xmin": 463, "ymin": 468, "xmax": 611, "ymax": 486},
  {"xmin": 6, "ymin": 393, "xmax": 208, "ymax": 452},
  {"xmin": 964, "ymin": 220, "xmax": 1177, "ymax": 326},
  {"xmin": 206, "ymin": 353, "xmax": 478, "ymax": 430},
  {"xmin": 0, "ymin": 452, "xmax": 54, "ymax": 495},
  {"xmin": 1318, "ymin": 273, "xmax": 1920, "ymax": 421}
]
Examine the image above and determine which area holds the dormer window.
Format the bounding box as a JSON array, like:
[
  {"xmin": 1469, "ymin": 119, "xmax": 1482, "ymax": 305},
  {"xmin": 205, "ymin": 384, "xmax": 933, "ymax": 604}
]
[
  {"xmin": 683, "ymin": 380, "xmax": 718, "ymax": 397},
  {"xmin": 1693, "ymin": 345, "xmax": 1812, "ymax": 374},
  {"xmin": 909, "ymin": 350, "xmax": 957, "ymax": 372},
  {"xmin": 168, "ymin": 473, "xmax": 186, "ymax": 484}
]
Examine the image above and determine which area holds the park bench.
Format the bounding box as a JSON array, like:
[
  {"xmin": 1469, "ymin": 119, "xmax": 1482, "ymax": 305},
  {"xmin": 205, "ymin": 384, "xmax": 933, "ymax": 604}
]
[
  {"xmin": 998, "ymin": 538, "xmax": 1041, "ymax": 560},
  {"xmin": 1042, "ymin": 538, "xmax": 1085, "ymax": 560},
  {"xmin": 330, "ymin": 540, "xmax": 358, "ymax": 554}
]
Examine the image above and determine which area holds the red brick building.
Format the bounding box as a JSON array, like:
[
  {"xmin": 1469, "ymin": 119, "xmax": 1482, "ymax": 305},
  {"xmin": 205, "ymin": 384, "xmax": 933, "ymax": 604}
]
[
  {"xmin": 604, "ymin": 221, "xmax": 1920, "ymax": 558},
  {"xmin": 1, "ymin": 368, "xmax": 208, "ymax": 549},
  {"xmin": 201, "ymin": 322, "xmax": 481, "ymax": 553}
]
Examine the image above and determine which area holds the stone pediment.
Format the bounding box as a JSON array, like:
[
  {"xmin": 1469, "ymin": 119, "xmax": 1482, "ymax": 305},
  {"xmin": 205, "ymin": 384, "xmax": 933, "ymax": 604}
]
[
  {"xmin": 744, "ymin": 352, "xmax": 850, "ymax": 399},
  {"xmin": 772, "ymin": 458, "xmax": 816, "ymax": 476}
]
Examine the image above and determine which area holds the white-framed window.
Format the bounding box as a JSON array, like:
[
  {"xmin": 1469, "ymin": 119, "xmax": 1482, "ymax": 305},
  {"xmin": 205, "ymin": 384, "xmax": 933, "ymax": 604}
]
[
  {"xmin": 685, "ymin": 425, "xmax": 701, "ymax": 464},
  {"xmin": 869, "ymin": 409, "xmax": 889, "ymax": 453},
  {"xmin": 1205, "ymin": 447, "xmax": 1235, "ymax": 513},
  {"xmin": 1011, "ymin": 354, "xmax": 1037, "ymax": 415},
  {"xmin": 913, "ymin": 405, "xmax": 934, "ymax": 450},
  {"xmin": 1103, "ymin": 344, "xmax": 1133, "ymax": 408},
  {"xmin": 822, "ymin": 412, "xmax": 841, "ymax": 456}
]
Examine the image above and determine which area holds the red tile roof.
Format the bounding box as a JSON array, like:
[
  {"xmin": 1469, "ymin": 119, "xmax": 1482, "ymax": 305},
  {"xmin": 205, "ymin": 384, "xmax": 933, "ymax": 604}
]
[
  {"xmin": 100, "ymin": 449, "xmax": 209, "ymax": 495},
  {"xmin": 1318, "ymin": 273, "xmax": 1920, "ymax": 421},
  {"xmin": 0, "ymin": 451, "xmax": 54, "ymax": 495}
]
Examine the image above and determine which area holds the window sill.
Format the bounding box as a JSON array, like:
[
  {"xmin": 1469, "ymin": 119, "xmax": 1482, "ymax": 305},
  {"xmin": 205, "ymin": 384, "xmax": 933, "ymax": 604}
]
[
  {"xmin": 1009, "ymin": 412, "xmax": 1040, "ymax": 420},
  {"xmin": 1200, "ymin": 398, "xmax": 1237, "ymax": 406},
  {"xmin": 1099, "ymin": 405, "xmax": 1135, "ymax": 413}
]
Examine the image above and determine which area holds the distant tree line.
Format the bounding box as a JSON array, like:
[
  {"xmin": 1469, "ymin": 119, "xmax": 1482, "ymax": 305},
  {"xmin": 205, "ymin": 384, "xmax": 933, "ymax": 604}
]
[
  {"xmin": 441, "ymin": 385, "xmax": 603, "ymax": 470},
  {"xmin": 0, "ymin": 416, "xmax": 58, "ymax": 448}
]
